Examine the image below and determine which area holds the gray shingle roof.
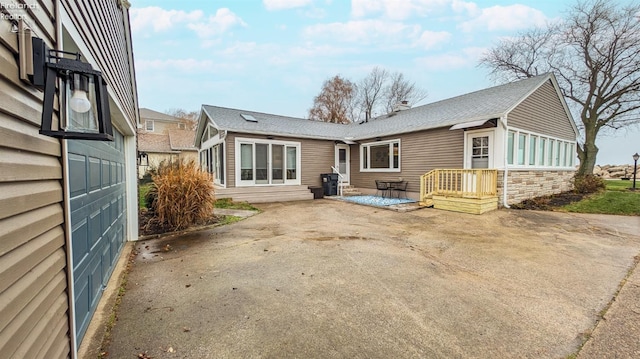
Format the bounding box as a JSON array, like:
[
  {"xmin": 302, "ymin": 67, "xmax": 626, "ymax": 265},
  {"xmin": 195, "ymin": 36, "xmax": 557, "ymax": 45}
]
[
  {"xmin": 201, "ymin": 74, "xmax": 554, "ymax": 141},
  {"xmin": 201, "ymin": 106, "xmax": 349, "ymax": 140},
  {"xmin": 140, "ymin": 108, "xmax": 182, "ymax": 122}
]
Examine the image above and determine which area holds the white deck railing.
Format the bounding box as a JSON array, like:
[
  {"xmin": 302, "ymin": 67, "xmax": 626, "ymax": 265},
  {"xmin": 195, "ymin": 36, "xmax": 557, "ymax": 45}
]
[{"xmin": 331, "ymin": 166, "xmax": 345, "ymax": 196}]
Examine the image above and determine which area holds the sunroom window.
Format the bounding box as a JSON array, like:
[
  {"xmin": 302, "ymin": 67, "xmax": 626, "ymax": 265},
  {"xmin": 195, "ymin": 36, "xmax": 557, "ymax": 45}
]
[
  {"xmin": 508, "ymin": 128, "xmax": 575, "ymax": 168},
  {"xmin": 361, "ymin": 139, "xmax": 400, "ymax": 172},
  {"xmin": 236, "ymin": 138, "xmax": 301, "ymax": 186}
]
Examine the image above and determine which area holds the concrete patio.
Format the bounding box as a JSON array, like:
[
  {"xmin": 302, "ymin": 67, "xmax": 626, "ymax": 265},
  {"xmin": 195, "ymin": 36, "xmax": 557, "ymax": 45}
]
[{"xmin": 100, "ymin": 200, "xmax": 640, "ymax": 358}]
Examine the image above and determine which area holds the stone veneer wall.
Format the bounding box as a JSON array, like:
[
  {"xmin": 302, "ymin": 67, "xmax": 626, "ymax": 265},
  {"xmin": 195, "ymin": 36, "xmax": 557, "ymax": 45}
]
[{"xmin": 496, "ymin": 170, "xmax": 574, "ymax": 206}]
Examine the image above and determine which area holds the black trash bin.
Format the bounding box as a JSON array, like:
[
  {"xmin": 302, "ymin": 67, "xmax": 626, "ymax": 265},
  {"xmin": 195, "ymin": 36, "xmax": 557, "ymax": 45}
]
[{"xmin": 320, "ymin": 173, "xmax": 339, "ymax": 196}]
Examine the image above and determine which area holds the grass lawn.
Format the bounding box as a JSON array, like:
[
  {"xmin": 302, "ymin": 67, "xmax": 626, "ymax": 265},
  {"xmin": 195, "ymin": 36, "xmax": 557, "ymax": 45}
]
[
  {"xmin": 139, "ymin": 182, "xmax": 152, "ymax": 209},
  {"xmin": 561, "ymin": 180, "xmax": 640, "ymax": 216}
]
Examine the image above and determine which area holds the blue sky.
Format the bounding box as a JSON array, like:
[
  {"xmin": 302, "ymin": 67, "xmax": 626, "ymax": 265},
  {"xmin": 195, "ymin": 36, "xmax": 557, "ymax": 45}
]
[{"xmin": 129, "ymin": 0, "xmax": 638, "ymax": 165}]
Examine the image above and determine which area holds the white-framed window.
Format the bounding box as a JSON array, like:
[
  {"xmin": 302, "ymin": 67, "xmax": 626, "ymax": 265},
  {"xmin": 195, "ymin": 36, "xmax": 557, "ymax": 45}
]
[
  {"xmin": 145, "ymin": 120, "xmax": 154, "ymax": 131},
  {"xmin": 517, "ymin": 133, "xmax": 526, "ymax": 165},
  {"xmin": 235, "ymin": 138, "xmax": 301, "ymax": 186},
  {"xmin": 360, "ymin": 139, "xmax": 400, "ymax": 172},
  {"xmin": 201, "ymin": 142, "xmax": 225, "ymax": 186},
  {"xmin": 529, "ymin": 135, "xmax": 537, "ymax": 166},
  {"xmin": 538, "ymin": 137, "xmax": 546, "ymax": 166},
  {"xmin": 506, "ymin": 128, "xmax": 575, "ymax": 169},
  {"xmin": 507, "ymin": 131, "xmax": 515, "ymax": 165}
]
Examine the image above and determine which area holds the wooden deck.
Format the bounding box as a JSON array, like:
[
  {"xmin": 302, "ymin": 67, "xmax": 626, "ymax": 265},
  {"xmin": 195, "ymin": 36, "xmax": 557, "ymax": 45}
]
[{"xmin": 420, "ymin": 169, "xmax": 498, "ymax": 214}]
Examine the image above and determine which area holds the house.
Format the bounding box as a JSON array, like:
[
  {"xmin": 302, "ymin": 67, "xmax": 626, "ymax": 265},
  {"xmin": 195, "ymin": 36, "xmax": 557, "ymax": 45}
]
[
  {"xmin": 195, "ymin": 73, "xmax": 578, "ymax": 209},
  {"xmin": 0, "ymin": 1, "xmax": 138, "ymax": 358},
  {"xmin": 138, "ymin": 108, "xmax": 198, "ymax": 178}
]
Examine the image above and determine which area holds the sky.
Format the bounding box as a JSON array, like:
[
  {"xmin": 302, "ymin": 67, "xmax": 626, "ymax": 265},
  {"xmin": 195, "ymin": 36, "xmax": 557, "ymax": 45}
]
[{"xmin": 129, "ymin": 0, "xmax": 639, "ymax": 166}]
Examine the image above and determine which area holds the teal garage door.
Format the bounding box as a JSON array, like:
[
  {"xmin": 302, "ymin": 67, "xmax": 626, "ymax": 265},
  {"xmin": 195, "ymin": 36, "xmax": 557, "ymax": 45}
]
[{"xmin": 67, "ymin": 130, "xmax": 126, "ymax": 343}]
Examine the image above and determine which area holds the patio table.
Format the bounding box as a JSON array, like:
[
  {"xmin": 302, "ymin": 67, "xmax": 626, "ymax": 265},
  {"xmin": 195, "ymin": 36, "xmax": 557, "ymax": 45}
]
[{"xmin": 378, "ymin": 180, "xmax": 404, "ymax": 198}]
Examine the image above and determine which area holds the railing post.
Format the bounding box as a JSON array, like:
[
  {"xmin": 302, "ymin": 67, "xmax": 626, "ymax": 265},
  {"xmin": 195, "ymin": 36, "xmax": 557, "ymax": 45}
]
[{"xmin": 420, "ymin": 174, "xmax": 425, "ymax": 202}]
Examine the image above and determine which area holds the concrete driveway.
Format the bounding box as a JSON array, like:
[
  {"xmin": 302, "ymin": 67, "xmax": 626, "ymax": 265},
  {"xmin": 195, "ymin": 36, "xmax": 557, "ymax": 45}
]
[{"xmin": 105, "ymin": 200, "xmax": 640, "ymax": 358}]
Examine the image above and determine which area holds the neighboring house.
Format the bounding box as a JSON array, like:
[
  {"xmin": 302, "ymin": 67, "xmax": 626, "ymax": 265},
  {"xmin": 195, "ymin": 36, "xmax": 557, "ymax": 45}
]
[
  {"xmin": 195, "ymin": 73, "xmax": 578, "ymax": 207},
  {"xmin": 0, "ymin": 1, "xmax": 138, "ymax": 358},
  {"xmin": 138, "ymin": 108, "xmax": 198, "ymax": 177}
]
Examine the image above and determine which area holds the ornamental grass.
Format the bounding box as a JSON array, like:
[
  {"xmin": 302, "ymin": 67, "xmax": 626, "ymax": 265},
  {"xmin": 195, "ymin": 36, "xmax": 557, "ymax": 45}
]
[{"xmin": 148, "ymin": 159, "xmax": 215, "ymax": 231}]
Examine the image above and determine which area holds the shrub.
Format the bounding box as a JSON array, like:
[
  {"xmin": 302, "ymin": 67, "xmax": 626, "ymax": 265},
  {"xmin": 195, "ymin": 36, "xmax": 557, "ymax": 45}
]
[
  {"xmin": 573, "ymin": 174, "xmax": 606, "ymax": 194},
  {"xmin": 144, "ymin": 184, "xmax": 157, "ymax": 211},
  {"xmin": 151, "ymin": 159, "xmax": 215, "ymax": 230}
]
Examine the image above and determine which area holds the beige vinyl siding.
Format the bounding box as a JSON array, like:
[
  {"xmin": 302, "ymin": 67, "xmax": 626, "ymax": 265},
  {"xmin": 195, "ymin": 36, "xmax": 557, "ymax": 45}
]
[
  {"xmin": 0, "ymin": 0, "xmax": 71, "ymax": 357},
  {"xmin": 350, "ymin": 127, "xmax": 464, "ymax": 193},
  {"xmin": 224, "ymin": 132, "xmax": 335, "ymax": 188},
  {"xmin": 508, "ymin": 80, "xmax": 576, "ymax": 141},
  {"xmin": 61, "ymin": 0, "xmax": 138, "ymax": 126}
]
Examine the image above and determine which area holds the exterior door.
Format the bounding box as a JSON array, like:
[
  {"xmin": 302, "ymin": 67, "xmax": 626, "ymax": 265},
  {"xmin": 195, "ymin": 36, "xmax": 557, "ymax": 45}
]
[
  {"xmin": 335, "ymin": 144, "xmax": 350, "ymax": 183},
  {"xmin": 68, "ymin": 131, "xmax": 127, "ymax": 344},
  {"xmin": 466, "ymin": 131, "xmax": 493, "ymax": 169}
]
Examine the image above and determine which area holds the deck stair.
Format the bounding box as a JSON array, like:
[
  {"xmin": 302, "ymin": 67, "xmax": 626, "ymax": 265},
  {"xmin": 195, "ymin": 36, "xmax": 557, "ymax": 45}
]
[
  {"xmin": 215, "ymin": 185, "xmax": 314, "ymax": 203},
  {"xmin": 420, "ymin": 169, "xmax": 498, "ymax": 214},
  {"xmin": 340, "ymin": 184, "xmax": 362, "ymax": 196}
]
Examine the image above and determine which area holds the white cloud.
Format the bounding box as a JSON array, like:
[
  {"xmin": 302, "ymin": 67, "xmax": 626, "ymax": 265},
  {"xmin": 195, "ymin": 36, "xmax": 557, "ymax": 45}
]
[
  {"xmin": 263, "ymin": 0, "xmax": 313, "ymax": 11},
  {"xmin": 351, "ymin": 0, "xmax": 450, "ymax": 20},
  {"xmin": 459, "ymin": 4, "xmax": 547, "ymax": 32},
  {"xmin": 304, "ymin": 20, "xmax": 421, "ymax": 44},
  {"xmin": 130, "ymin": 6, "xmax": 203, "ymax": 32},
  {"xmin": 188, "ymin": 8, "xmax": 247, "ymax": 38},
  {"xmin": 136, "ymin": 58, "xmax": 244, "ymax": 74},
  {"xmin": 451, "ymin": 0, "xmax": 478, "ymax": 15},
  {"xmin": 413, "ymin": 30, "xmax": 452, "ymax": 49},
  {"xmin": 417, "ymin": 53, "xmax": 467, "ymax": 70}
]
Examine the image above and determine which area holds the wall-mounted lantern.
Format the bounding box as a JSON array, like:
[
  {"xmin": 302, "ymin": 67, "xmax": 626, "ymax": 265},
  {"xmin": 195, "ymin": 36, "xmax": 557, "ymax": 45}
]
[
  {"xmin": 137, "ymin": 151, "xmax": 149, "ymax": 166},
  {"xmin": 30, "ymin": 37, "xmax": 113, "ymax": 141}
]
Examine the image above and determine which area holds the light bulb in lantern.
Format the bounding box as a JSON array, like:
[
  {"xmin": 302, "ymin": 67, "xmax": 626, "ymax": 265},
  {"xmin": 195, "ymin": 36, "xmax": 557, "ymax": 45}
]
[{"xmin": 69, "ymin": 89, "xmax": 92, "ymax": 113}]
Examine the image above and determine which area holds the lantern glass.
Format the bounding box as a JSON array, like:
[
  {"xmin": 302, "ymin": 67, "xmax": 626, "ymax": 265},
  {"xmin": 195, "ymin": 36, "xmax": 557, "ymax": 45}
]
[{"xmin": 61, "ymin": 72, "xmax": 100, "ymax": 133}]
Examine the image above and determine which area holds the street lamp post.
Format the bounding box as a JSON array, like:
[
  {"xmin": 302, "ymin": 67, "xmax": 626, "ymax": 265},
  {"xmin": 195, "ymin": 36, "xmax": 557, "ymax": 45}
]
[{"xmin": 633, "ymin": 153, "xmax": 639, "ymax": 190}]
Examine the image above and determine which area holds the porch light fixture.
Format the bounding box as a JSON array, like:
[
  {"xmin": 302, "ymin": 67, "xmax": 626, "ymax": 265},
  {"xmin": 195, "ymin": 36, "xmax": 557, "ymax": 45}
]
[
  {"xmin": 137, "ymin": 151, "xmax": 149, "ymax": 166},
  {"xmin": 30, "ymin": 37, "xmax": 113, "ymax": 141}
]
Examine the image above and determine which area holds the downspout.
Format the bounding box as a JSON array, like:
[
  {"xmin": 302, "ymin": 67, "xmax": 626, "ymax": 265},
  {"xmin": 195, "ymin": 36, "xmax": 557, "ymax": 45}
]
[{"xmin": 501, "ymin": 115, "xmax": 510, "ymax": 208}]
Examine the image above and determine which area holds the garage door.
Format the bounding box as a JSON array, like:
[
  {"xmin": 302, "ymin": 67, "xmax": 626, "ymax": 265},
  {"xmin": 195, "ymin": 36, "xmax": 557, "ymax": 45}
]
[{"xmin": 67, "ymin": 130, "xmax": 127, "ymax": 343}]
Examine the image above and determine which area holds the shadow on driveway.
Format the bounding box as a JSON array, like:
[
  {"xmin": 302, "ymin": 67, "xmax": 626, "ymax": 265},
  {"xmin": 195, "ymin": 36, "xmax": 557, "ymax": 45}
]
[{"xmin": 106, "ymin": 200, "xmax": 640, "ymax": 358}]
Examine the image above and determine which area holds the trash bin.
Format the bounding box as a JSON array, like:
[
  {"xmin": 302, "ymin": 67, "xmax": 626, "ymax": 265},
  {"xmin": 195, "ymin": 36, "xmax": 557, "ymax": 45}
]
[
  {"xmin": 321, "ymin": 173, "xmax": 339, "ymax": 196},
  {"xmin": 308, "ymin": 186, "xmax": 324, "ymax": 199}
]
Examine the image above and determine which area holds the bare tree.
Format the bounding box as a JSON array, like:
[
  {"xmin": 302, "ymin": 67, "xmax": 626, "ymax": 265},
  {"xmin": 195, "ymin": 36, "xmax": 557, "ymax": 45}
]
[
  {"xmin": 308, "ymin": 75, "xmax": 355, "ymax": 124},
  {"xmin": 479, "ymin": 0, "xmax": 640, "ymax": 176},
  {"xmin": 165, "ymin": 108, "xmax": 199, "ymax": 130},
  {"xmin": 383, "ymin": 72, "xmax": 428, "ymax": 113},
  {"xmin": 357, "ymin": 66, "xmax": 388, "ymax": 122}
]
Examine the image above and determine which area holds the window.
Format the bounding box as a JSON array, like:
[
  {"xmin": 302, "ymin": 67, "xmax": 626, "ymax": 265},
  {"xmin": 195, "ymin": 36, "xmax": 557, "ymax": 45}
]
[
  {"xmin": 240, "ymin": 144, "xmax": 253, "ymax": 180},
  {"xmin": 507, "ymin": 131, "xmax": 515, "ymax": 165},
  {"xmin": 287, "ymin": 146, "xmax": 297, "ymax": 179},
  {"xmin": 204, "ymin": 144, "xmax": 225, "ymax": 185},
  {"xmin": 178, "ymin": 122, "xmax": 186, "ymax": 130},
  {"xmin": 547, "ymin": 139, "xmax": 555, "ymax": 166},
  {"xmin": 508, "ymin": 128, "xmax": 575, "ymax": 168},
  {"xmin": 568, "ymin": 144, "xmax": 575, "ymax": 167},
  {"xmin": 145, "ymin": 120, "xmax": 154, "ymax": 131},
  {"xmin": 236, "ymin": 138, "xmax": 300, "ymax": 186},
  {"xmin": 471, "ymin": 135, "xmax": 490, "ymax": 169},
  {"xmin": 529, "ymin": 136, "xmax": 537, "ymax": 165},
  {"xmin": 517, "ymin": 133, "xmax": 526, "ymax": 165},
  {"xmin": 361, "ymin": 139, "xmax": 400, "ymax": 172}
]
